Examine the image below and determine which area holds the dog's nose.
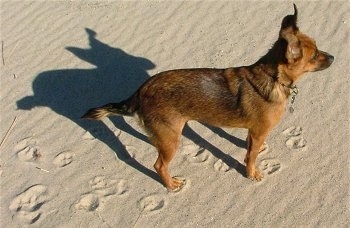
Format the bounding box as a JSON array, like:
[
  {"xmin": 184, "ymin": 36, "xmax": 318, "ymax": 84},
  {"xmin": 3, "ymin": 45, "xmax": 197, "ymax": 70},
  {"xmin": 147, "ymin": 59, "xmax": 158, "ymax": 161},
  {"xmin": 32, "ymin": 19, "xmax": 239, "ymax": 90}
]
[{"xmin": 321, "ymin": 51, "xmax": 334, "ymax": 64}]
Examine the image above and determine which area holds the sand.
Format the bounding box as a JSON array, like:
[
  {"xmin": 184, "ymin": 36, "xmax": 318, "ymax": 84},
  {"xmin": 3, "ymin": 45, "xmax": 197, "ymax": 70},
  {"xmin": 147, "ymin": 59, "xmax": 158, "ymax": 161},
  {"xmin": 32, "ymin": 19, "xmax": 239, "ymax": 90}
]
[{"xmin": 1, "ymin": 1, "xmax": 349, "ymax": 227}]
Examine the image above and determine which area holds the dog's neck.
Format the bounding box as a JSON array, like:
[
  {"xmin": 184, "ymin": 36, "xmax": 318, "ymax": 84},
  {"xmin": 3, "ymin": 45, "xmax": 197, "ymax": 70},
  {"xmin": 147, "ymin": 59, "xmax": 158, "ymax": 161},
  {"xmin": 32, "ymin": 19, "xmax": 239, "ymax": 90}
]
[
  {"xmin": 254, "ymin": 38, "xmax": 296, "ymax": 90},
  {"xmin": 255, "ymin": 38, "xmax": 288, "ymax": 65}
]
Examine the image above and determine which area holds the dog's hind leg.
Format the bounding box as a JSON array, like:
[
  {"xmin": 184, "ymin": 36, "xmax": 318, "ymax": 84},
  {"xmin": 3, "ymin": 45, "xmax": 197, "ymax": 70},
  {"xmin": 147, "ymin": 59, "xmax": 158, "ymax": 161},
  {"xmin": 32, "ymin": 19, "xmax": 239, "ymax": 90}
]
[
  {"xmin": 147, "ymin": 119, "xmax": 186, "ymax": 191},
  {"xmin": 245, "ymin": 129, "xmax": 269, "ymax": 181}
]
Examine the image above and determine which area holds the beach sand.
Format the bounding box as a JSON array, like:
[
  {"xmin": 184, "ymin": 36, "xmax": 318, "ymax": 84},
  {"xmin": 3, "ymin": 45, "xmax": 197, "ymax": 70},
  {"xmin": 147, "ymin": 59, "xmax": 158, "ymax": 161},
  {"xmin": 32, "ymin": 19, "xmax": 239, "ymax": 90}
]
[{"xmin": 1, "ymin": 1, "xmax": 349, "ymax": 227}]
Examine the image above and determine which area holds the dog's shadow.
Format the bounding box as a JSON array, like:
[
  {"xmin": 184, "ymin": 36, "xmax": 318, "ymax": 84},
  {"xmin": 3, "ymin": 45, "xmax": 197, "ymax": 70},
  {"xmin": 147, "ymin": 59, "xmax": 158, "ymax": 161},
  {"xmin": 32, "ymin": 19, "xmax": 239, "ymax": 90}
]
[
  {"xmin": 183, "ymin": 125, "xmax": 247, "ymax": 176},
  {"xmin": 17, "ymin": 28, "xmax": 246, "ymax": 186}
]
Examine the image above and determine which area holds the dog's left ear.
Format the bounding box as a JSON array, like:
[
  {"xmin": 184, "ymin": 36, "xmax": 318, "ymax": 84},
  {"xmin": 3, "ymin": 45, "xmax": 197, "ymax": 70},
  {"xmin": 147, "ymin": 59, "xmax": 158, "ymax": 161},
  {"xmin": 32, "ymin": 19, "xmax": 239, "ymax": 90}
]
[
  {"xmin": 280, "ymin": 4, "xmax": 301, "ymax": 61},
  {"xmin": 281, "ymin": 4, "xmax": 298, "ymax": 32}
]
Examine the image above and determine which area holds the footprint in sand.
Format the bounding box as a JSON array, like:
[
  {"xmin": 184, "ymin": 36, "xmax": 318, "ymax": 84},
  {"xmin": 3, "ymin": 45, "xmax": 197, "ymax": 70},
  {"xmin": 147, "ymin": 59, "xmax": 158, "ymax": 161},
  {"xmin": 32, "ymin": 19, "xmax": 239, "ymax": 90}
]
[
  {"xmin": 14, "ymin": 137, "xmax": 41, "ymax": 162},
  {"xmin": 53, "ymin": 151, "xmax": 73, "ymax": 167},
  {"xmin": 182, "ymin": 144, "xmax": 210, "ymax": 163},
  {"xmin": 283, "ymin": 126, "xmax": 307, "ymax": 150},
  {"xmin": 259, "ymin": 159, "xmax": 281, "ymax": 175},
  {"xmin": 139, "ymin": 194, "xmax": 165, "ymax": 212},
  {"xmin": 214, "ymin": 159, "xmax": 231, "ymax": 172},
  {"xmin": 89, "ymin": 176, "xmax": 128, "ymax": 197},
  {"xmin": 9, "ymin": 184, "xmax": 48, "ymax": 224},
  {"xmin": 285, "ymin": 136, "xmax": 307, "ymax": 150},
  {"xmin": 283, "ymin": 126, "xmax": 303, "ymax": 137},
  {"xmin": 17, "ymin": 147, "xmax": 41, "ymax": 162},
  {"xmin": 75, "ymin": 176, "xmax": 128, "ymax": 212},
  {"xmin": 74, "ymin": 194, "xmax": 99, "ymax": 212},
  {"xmin": 14, "ymin": 137, "xmax": 35, "ymax": 151}
]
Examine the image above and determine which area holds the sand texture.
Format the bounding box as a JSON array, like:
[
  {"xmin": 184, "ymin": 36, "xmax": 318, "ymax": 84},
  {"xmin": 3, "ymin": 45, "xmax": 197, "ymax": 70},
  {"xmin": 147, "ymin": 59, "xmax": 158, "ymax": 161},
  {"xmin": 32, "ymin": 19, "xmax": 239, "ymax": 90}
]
[{"xmin": 1, "ymin": 1, "xmax": 349, "ymax": 227}]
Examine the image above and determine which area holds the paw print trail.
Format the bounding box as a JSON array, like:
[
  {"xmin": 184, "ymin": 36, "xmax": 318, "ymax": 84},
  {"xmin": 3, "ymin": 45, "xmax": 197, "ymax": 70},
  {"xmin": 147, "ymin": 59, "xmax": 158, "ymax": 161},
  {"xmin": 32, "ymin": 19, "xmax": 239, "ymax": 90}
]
[{"xmin": 74, "ymin": 176, "xmax": 128, "ymax": 212}]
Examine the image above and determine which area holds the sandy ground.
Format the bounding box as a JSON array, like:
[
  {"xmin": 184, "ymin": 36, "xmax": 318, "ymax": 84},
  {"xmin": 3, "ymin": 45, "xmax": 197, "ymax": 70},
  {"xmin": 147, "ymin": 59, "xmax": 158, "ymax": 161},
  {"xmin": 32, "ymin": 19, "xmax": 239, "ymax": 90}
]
[{"xmin": 1, "ymin": 1, "xmax": 349, "ymax": 227}]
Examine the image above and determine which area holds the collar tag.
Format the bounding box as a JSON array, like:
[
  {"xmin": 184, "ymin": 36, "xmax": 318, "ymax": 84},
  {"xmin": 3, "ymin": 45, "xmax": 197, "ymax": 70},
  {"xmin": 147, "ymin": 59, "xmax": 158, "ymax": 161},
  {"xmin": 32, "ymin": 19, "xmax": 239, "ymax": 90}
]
[{"xmin": 288, "ymin": 85, "xmax": 298, "ymax": 113}]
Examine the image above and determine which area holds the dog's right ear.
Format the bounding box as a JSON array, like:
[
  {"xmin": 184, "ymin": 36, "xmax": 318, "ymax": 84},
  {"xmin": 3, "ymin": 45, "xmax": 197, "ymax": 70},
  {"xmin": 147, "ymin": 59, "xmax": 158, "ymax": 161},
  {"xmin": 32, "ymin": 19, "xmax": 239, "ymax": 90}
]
[{"xmin": 280, "ymin": 4, "xmax": 301, "ymax": 62}]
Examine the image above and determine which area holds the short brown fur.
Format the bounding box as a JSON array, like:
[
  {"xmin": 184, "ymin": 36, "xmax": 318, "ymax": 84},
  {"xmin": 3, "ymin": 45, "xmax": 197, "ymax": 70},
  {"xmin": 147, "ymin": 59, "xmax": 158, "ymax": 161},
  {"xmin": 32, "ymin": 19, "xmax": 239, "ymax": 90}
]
[{"xmin": 83, "ymin": 4, "xmax": 334, "ymax": 191}]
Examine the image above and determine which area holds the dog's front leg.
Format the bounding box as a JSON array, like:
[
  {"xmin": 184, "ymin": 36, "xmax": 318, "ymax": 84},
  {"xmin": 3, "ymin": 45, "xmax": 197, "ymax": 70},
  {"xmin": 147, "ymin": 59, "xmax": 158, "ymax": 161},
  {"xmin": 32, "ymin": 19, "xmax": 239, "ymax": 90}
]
[{"xmin": 244, "ymin": 130, "xmax": 268, "ymax": 181}]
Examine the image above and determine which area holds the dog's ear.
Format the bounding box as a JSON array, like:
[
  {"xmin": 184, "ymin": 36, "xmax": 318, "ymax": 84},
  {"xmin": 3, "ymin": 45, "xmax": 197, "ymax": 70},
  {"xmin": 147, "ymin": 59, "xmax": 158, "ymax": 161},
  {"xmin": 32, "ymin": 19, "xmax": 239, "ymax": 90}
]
[
  {"xmin": 280, "ymin": 4, "xmax": 301, "ymax": 61},
  {"xmin": 283, "ymin": 32, "xmax": 301, "ymax": 61},
  {"xmin": 281, "ymin": 4, "xmax": 298, "ymax": 32}
]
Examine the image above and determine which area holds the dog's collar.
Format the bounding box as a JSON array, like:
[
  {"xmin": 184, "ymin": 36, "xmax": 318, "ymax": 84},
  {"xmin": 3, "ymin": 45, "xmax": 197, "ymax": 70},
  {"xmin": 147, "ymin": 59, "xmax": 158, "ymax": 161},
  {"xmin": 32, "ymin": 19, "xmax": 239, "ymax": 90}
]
[{"xmin": 280, "ymin": 83, "xmax": 299, "ymax": 113}]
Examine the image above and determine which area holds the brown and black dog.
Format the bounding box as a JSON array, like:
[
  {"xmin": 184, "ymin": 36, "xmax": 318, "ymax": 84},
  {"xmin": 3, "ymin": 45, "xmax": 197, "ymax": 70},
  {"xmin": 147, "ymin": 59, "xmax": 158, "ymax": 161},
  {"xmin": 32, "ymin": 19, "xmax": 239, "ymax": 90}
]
[{"xmin": 83, "ymin": 4, "xmax": 334, "ymax": 191}]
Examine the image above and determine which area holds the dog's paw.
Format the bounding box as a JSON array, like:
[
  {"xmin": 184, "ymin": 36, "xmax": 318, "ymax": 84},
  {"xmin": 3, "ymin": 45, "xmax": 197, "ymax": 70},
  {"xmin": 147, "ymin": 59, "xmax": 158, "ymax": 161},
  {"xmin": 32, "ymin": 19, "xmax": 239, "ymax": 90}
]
[
  {"xmin": 166, "ymin": 177, "xmax": 187, "ymax": 192},
  {"xmin": 247, "ymin": 169, "xmax": 264, "ymax": 181}
]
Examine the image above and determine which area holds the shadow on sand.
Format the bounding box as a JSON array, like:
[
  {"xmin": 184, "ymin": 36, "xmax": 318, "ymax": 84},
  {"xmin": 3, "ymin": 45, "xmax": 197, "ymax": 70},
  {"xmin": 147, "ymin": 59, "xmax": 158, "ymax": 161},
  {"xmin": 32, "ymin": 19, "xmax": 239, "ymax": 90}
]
[{"xmin": 17, "ymin": 28, "xmax": 247, "ymax": 186}]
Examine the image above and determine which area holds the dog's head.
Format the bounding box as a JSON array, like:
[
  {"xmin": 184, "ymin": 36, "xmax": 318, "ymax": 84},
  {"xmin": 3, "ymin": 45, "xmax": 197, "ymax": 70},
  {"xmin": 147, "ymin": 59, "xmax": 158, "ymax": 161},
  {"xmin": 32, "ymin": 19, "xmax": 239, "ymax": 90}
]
[{"xmin": 279, "ymin": 4, "xmax": 334, "ymax": 81}]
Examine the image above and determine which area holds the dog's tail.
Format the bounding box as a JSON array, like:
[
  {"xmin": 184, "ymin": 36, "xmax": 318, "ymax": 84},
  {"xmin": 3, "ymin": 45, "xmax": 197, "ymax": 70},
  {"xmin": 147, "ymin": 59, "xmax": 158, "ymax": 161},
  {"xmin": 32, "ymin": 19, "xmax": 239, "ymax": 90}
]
[{"xmin": 82, "ymin": 95, "xmax": 139, "ymax": 120}]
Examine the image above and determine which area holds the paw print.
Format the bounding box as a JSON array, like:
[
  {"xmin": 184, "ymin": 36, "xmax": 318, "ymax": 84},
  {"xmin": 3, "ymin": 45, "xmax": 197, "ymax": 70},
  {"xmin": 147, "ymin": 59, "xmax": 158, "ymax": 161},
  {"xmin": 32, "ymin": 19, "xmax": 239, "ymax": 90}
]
[{"xmin": 283, "ymin": 126, "xmax": 307, "ymax": 150}]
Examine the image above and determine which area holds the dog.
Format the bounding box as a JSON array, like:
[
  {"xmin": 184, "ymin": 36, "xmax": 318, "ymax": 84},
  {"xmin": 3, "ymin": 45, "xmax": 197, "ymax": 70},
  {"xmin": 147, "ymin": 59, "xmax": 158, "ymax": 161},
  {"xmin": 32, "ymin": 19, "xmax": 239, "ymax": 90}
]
[{"xmin": 82, "ymin": 4, "xmax": 334, "ymax": 191}]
